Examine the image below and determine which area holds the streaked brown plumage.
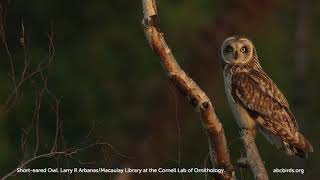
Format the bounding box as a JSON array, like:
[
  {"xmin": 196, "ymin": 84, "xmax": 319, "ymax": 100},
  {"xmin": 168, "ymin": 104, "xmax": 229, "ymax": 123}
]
[{"xmin": 220, "ymin": 36, "xmax": 313, "ymax": 158}]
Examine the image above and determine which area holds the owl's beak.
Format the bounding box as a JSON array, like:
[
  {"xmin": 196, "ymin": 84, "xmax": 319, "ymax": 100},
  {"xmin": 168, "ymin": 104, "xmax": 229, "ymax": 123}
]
[{"xmin": 234, "ymin": 51, "xmax": 238, "ymax": 59}]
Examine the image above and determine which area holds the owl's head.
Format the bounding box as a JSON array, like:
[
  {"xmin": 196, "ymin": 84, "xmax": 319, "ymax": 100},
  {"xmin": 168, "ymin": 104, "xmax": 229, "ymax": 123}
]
[{"xmin": 220, "ymin": 36, "xmax": 256, "ymax": 65}]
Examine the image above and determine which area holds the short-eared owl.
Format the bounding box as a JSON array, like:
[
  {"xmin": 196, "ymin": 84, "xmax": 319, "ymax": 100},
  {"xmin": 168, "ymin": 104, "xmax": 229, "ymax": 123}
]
[{"xmin": 220, "ymin": 36, "xmax": 313, "ymax": 158}]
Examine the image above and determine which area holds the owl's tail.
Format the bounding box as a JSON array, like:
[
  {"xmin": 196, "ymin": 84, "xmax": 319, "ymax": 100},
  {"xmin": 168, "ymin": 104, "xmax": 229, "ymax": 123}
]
[{"xmin": 283, "ymin": 132, "xmax": 313, "ymax": 158}]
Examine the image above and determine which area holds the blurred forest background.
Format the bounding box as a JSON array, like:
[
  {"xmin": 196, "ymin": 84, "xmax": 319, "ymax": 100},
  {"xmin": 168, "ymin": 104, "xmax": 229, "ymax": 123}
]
[{"xmin": 0, "ymin": 0, "xmax": 319, "ymax": 179}]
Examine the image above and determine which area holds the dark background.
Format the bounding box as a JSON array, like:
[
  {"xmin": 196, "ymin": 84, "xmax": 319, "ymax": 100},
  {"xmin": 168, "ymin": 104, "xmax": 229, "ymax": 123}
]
[{"xmin": 0, "ymin": 0, "xmax": 319, "ymax": 179}]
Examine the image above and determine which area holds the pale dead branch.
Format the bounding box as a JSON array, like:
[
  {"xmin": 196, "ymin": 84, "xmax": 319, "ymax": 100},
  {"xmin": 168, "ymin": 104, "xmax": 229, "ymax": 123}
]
[
  {"xmin": 238, "ymin": 129, "xmax": 269, "ymax": 180},
  {"xmin": 141, "ymin": 0, "xmax": 235, "ymax": 179}
]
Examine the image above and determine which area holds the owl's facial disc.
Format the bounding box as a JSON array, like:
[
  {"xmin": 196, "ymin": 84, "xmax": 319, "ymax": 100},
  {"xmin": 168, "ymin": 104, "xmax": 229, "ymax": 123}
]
[{"xmin": 221, "ymin": 37, "xmax": 253, "ymax": 65}]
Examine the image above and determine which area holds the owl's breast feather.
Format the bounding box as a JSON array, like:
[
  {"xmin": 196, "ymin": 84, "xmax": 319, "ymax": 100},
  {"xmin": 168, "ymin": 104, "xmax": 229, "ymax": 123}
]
[{"xmin": 223, "ymin": 70, "xmax": 256, "ymax": 129}]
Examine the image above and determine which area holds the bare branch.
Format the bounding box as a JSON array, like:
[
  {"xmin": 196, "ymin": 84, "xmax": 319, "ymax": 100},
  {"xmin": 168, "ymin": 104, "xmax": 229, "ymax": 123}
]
[
  {"xmin": 239, "ymin": 129, "xmax": 269, "ymax": 180},
  {"xmin": 0, "ymin": 12, "xmax": 136, "ymax": 180},
  {"xmin": 0, "ymin": 3, "xmax": 17, "ymax": 101},
  {"xmin": 2, "ymin": 141, "xmax": 133, "ymax": 180},
  {"xmin": 142, "ymin": 0, "xmax": 235, "ymax": 179}
]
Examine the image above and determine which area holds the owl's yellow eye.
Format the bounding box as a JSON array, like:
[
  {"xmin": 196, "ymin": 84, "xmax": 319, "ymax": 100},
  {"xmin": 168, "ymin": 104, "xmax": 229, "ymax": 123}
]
[
  {"xmin": 225, "ymin": 46, "xmax": 233, "ymax": 52},
  {"xmin": 240, "ymin": 46, "xmax": 248, "ymax": 53}
]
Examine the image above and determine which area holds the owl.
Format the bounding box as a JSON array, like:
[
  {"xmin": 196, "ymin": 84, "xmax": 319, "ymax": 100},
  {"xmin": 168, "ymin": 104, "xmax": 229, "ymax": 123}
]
[{"xmin": 220, "ymin": 36, "xmax": 313, "ymax": 158}]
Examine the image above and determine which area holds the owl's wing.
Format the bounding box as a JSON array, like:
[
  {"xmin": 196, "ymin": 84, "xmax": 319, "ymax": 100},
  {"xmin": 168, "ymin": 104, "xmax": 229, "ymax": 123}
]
[
  {"xmin": 248, "ymin": 70, "xmax": 290, "ymax": 108},
  {"xmin": 231, "ymin": 70, "xmax": 298, "ymax": 131},
  {"xmin": 231, "ymin": 70, "xmax": 314, "ymax": 155}
]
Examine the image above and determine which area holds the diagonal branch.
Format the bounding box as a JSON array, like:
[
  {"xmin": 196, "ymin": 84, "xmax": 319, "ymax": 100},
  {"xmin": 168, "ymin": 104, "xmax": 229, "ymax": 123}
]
[
  {"xmin": 238, "ymin": 129, "xmax": 269, "ymax": 180},
  {"xmin": 142, "ymin": 0, "xmax": 235, "ymax": 179}
]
